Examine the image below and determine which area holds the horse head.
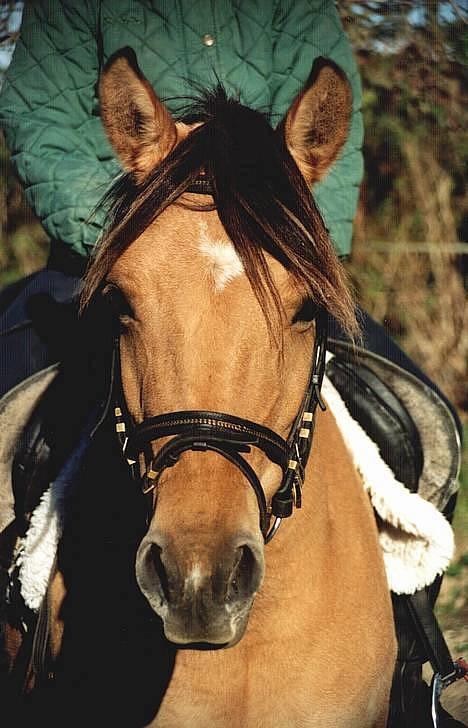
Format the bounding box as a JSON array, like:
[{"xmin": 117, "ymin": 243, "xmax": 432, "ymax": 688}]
[{"xmin": 82, "ymin": 48, "xmax": 356, "ymax": 647}]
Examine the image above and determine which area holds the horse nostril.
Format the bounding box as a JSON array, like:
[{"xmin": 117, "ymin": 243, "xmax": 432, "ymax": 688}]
[
  {"xmin": 227, "ymin": 544, "xmax": 263, "ymax": 602},
  {"xmin": 149, "ymin": 543, "xmax": 171, "ymax": 603}
]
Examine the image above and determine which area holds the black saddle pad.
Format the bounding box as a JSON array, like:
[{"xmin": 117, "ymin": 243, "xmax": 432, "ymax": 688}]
[
  {"xmin": 326, "ymin": 352, "xmax": 424, "ymax": 491},
  {"xmin": 0, "ymin": 270, "xmax": 79, "ymax": 399}
]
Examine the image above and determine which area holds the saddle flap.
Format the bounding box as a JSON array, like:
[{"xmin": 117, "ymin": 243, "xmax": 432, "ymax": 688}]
[{"xmin": 326, "ymin": 355, "xmax": 424, "ymax": 491}]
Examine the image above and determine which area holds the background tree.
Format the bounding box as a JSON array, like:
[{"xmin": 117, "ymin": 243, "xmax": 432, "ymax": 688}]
[
  {"xmin": 0, "ymin": 2, "xmax": 47, "ymax": 286},
  {"xmin": 338, "ymin": 2, "xmax": 468, "ymax": 673}
]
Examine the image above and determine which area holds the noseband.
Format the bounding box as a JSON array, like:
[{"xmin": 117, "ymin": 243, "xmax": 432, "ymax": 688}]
[{"xmin": 112, "ymin": 310, "xmax": 328, "ymax": 544}]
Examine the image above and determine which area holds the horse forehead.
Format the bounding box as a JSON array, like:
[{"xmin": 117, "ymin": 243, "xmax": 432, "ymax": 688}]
[
  {"xmin": 164, "ymin": 212, "xmax": 245, "ymax": 292},
  {"xmin": 113, "ymin": 208, "xmax": 239, "ymax": 281},
  {"xmin": 111, "ymin": 205, "xmax": 292, "ymax": 312}
]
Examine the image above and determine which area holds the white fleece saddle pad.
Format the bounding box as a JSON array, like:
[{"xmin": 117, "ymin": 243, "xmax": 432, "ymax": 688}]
[{"xmin": 323, "ymin": 375, "xmax": 454, "ymax": 596}]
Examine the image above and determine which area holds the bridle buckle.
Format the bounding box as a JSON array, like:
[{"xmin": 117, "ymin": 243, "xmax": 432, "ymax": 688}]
[{"xmin": 142, "ymin": 468, "xmax": 161, "ymax": 494}]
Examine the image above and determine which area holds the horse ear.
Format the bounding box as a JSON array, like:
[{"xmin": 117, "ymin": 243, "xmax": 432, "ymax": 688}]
[
  {"xmin": 283, "ymin": 58, "xmax": 352, "ymax": 185},
  {"xmin": 99, "ymin": 47, "xmax": 177, "ymax": 183}
]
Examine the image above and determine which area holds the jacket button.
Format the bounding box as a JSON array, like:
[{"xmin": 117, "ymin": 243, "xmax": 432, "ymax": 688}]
[{"xmin": 202, "ymin": 34, "xmax": 215, "ymax": 47}]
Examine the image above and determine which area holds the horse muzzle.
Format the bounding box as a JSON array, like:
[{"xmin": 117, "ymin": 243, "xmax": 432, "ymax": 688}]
[{"xmin": 135, "ymin": 532, "xmax": 265, "ymax": 646}]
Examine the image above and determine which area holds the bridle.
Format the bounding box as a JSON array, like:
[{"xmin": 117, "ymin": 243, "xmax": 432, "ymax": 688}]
[
  {"xmin": 108, "ymin": 173, "xmax": 328, "ymax": 543},
  {"xmin": 112, "ymin": 309, "xmax": 328, "ymax": 544}
]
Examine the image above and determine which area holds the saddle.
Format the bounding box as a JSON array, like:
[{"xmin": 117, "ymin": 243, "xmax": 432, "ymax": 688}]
[
  {"xmin": 0, "ymin": 335, "xmax": 464, "ymax": 725},
  {"xmin": 326, "ymin": 338, "xmax": 461, "ymax": 511}
]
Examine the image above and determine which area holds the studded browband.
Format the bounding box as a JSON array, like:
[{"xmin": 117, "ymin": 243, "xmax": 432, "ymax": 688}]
[{"xmin": 113, "ymin": 309, "xmax": 328, "ymax": 543}]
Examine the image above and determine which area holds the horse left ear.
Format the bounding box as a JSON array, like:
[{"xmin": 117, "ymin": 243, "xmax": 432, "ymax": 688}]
[
  {"xmin": 99, "ymin": 47, "xmax": 177, "ymax": 183},
  {"xmin": 282, "ymin": 58, "xmax": 352, "ymax": 185}
]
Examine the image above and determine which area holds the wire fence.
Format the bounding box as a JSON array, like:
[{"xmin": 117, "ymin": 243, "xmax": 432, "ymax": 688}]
[{"xmin": 363, "ymin": 242, "xmax": 468, "ymax": 254}]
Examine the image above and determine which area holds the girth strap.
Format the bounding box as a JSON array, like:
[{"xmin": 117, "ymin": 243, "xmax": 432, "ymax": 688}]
[{"xmin": 406, "ymin": 589, "xmax": 458, "ymax": 679}]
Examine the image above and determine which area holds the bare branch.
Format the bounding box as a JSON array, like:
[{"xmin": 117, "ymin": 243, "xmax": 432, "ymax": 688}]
[{"xmin": 447, "ymin": 0, "xmax": 468, "ymax": 23}]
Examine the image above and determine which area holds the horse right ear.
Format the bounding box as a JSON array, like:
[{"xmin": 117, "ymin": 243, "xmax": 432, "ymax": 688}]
[
  {"xmin": 282, "ymin": 58, "xmax": 352, "ymax": 185},
  {"xmin": 99, "ymin": 47, "xmax": 177, "ymax": 184}
]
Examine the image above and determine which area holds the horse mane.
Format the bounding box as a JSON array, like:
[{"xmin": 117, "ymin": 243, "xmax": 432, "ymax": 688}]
[{"xmin": 81, "ymin": 87, "xmax": 358, "ymax": 339}]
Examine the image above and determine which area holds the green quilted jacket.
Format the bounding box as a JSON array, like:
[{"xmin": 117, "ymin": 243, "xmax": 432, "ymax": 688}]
[{"xmin": 0, "ymin": 0, "xmax": 363, "ymax": 259}]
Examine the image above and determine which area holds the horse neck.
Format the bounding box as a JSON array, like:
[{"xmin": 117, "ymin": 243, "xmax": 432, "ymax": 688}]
[{"xmin": 262, "ymin": 406, "xmax": 373, "ymax": 594}]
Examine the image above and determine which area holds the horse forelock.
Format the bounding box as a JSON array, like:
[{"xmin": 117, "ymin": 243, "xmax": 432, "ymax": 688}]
[{"xmin": 80, "ymin": 87, "xmax": 357, "ymax": 340}]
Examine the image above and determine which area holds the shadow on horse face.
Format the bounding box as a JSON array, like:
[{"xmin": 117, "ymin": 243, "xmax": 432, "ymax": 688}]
[{"xmin": 86, "ymin": 47, "xmax": 357, "ymax": 651}]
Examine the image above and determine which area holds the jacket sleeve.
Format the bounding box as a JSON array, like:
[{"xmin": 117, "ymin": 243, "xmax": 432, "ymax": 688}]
[
  {"xmin": 271, "ymin": 0, "xmax": 364, "ymax": 258},
  {"xmin": 0, "ymin": 1, "xmax": 120, "ymax": 258}
]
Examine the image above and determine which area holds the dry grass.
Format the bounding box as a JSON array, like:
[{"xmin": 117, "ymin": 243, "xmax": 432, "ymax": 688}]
[
  {"xmin": 0, "ymin": 150, "xmax": 49, "ymax": 287},
  {"xmin": 348, "ymin": 140, "xmax": 467, "ymax": 413}
]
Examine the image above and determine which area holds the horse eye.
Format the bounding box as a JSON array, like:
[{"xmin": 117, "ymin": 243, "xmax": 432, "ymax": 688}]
[
  {"xmin": 102, "ymin": 283, "xmax": 134, "ymax": 321},
  {"xmin": 292, "ymin": 299, "xmax": 318, "ymax": 325}
]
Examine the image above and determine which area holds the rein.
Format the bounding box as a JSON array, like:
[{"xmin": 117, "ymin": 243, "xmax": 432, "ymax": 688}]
[{"xmin": 112, "ymin": 310, "xmax": 328, "ymax": 543}]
